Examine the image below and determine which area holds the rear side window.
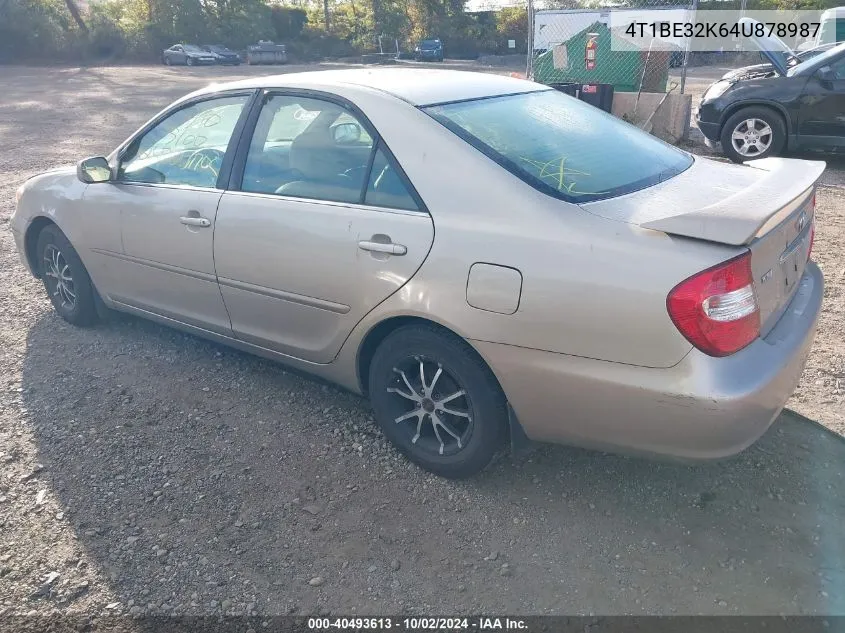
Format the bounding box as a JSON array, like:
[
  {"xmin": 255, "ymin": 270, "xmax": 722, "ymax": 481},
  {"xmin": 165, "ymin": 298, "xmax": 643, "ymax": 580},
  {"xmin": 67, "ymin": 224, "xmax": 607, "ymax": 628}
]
[
  {"xmin": 424, "ymin": 90, "xmax": 693, "ymax": 203},
  {"xmin": 364, "ymin": 145, "xmax": 419, "ymax": 211}
]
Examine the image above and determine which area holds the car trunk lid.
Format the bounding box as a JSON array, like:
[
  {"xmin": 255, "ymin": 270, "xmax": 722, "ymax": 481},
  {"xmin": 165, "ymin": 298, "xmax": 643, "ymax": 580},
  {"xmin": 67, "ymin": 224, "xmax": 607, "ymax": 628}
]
[{"xmin": 581, "ymin": 156, "xmax": 823, "ymax": 335}]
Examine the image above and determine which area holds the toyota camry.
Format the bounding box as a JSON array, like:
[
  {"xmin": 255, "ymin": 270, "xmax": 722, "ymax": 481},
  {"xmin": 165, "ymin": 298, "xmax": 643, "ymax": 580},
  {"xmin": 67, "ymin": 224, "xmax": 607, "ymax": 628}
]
[{"xmin": 11, "ymin": 69, "xmax": 824, "ymax": 478}]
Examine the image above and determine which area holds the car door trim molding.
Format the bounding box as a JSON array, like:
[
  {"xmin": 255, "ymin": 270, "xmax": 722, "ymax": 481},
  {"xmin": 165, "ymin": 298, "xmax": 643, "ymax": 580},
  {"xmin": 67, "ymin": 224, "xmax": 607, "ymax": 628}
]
[
  {"xmin": 90, "ymin": 248, "xmax": 218, "ymax": 283},
  {"xmin": 95, "ymin": 247, "xmax": 351, "ymax": 314},
  {"xmin": 217, "ymin": 189, "xmax": 427, "ymax": 218},
  {"xmin": 216, "ymin": 276, "xmax": 351, "ymax": 314}
]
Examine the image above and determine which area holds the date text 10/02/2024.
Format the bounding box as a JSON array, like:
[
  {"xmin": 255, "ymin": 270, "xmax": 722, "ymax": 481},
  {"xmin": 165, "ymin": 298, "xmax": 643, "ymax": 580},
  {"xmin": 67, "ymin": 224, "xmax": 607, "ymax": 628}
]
[{"xmin": 307, "ymin": 617, "xmax": 528, "ymax": 630}]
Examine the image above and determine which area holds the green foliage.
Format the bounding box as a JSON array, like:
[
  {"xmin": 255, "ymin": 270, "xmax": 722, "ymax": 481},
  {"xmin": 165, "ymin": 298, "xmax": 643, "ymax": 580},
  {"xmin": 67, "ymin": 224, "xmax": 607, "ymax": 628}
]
[
  {"xmin": 0, "ymin": 0, "xmax": 77, "ymax": 60},
  {"xmin": 270, "ymin": 6, "xmax": 308, "ymax": 40},
  {"xmin": 1, "ymin": 0, "xmax": 532, "ymax": 62}
]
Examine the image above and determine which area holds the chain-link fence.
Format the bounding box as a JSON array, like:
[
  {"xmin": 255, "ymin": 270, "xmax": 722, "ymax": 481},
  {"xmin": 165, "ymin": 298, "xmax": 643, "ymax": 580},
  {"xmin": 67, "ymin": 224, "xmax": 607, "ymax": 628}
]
[{"xmin": 526, "ymin": 1, "xmax": 695, "ymax": 94}]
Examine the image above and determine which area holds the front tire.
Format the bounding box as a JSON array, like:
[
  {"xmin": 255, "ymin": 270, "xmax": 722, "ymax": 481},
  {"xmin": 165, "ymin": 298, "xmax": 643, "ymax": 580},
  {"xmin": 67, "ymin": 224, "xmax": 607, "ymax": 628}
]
[
  {"xmin": 36, "ymin": 225, "xmax": 98, "ymax": 327},
  {"xmin": 164, "ymin": 56, "xmax": 171, "ymax": 66},
  {"xmin": 186, "ymin": 57, "xmax": 194, "ymax": 67},
  {"xmin": 720, "ymin": 107, "xmax": 785, "ymax": 163},
  {"xmin": 368, "ymin": 325, "xmax": 508, "ymax": 479}
]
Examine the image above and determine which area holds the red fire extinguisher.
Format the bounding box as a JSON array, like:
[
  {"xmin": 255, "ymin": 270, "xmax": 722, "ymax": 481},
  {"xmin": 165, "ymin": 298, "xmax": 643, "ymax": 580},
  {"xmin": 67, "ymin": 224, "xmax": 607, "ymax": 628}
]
[{"xmin": 585, "ymin": 33, "xmax": 598, "ymax": 70}]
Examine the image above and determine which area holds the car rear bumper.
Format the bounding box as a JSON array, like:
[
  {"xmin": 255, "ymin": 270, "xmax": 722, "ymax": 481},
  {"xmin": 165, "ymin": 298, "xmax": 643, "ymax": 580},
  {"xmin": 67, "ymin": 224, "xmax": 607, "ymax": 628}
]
[{"xmin": 473, "ymin": 262, "xmax": 823, "ymax": 461}]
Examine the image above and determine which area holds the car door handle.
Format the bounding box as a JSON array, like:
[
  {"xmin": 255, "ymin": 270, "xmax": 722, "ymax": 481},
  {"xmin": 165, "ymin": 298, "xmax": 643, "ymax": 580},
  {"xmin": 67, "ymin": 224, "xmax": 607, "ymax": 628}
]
[
  {"xmin": 358, "ymin": 240, "xmax": 407, "ymax": 256},
  {"xmin": 180, "ymin": 216, "xmax": 211, "ymax": 227}
]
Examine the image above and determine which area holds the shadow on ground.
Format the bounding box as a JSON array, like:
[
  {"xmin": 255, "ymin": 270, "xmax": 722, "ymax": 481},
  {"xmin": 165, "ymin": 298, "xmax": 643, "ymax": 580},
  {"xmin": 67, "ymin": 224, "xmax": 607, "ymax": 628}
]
[{"xmin": 19, "ymin": 310, "xmax": 845, "ymax": 615}]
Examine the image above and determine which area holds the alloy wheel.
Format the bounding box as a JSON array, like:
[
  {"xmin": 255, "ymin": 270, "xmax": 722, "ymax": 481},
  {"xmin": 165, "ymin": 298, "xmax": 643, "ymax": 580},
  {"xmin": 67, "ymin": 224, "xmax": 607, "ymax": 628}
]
[
  {"xmin": 730, "ymin": 118, "xmax": 773, "ymax": 157},
  {"xmin": 43, "ymin": 245, "xmax": 76, "ymax": 311},
  {"xmin": 385, "ymin": 355, "xmax": 474, "ymax": 457}
]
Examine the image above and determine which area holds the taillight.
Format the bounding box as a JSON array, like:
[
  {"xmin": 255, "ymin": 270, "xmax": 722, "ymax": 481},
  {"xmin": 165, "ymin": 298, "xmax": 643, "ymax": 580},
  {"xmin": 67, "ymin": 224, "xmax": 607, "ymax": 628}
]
[{"xmin": 667, "ymin": 252, "xmax": 760, "ymax": 357}]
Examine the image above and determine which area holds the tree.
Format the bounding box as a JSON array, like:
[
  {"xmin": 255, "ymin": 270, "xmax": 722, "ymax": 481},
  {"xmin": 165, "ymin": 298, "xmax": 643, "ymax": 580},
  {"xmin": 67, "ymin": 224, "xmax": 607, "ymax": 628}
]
[{"xmin": 64, "ymin": 0, "xmax": 88, "ymax": 32}]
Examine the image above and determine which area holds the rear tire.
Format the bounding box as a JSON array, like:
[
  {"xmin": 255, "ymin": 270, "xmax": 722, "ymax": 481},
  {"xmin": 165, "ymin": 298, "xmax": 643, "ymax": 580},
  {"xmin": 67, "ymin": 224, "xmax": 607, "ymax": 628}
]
[
  {"xmin": 164, "ymin": 56, "xmax": 171, "ymax": 66},
  {"xmin": 720, "ymin": 106, "xmax": 786, "ymax": 163},
  {"xmin": 186, "ymin": 57, "xmax": 194, "ymax": 67},
  {"xmin": 368, "ymin": 325, "xmax": 508, "ymax": 479},
  {"xmin": 36, "ymin": 225, "xmax": 98, "ymax": 327}
]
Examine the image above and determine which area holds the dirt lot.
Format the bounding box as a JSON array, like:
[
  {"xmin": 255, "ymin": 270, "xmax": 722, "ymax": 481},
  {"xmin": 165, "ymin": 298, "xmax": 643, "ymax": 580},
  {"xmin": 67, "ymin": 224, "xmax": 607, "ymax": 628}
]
[{"xmin": 0, "ymin": 64, "xmax": 844, "ymax": 620}]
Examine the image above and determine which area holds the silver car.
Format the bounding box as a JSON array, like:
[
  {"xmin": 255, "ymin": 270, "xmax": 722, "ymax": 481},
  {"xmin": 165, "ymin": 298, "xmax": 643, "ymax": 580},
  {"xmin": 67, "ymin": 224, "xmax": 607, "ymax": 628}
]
[
  {"xmin": 162, "ymin": 44, "xmax": 217, "ymax": 66},
  {"xmin": 10, "ymin": 69, "xmax": 824, "ymax": 478}
]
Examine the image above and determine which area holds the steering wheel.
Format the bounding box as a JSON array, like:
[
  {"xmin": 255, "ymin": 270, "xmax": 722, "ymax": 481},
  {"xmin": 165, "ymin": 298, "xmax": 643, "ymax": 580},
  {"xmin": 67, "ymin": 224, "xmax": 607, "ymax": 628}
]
[
  {"xmin": 341, "ymin": 165, "xmax": 368, "ymax": 184},
  {"xmin": 182, "ymin": 148, "xmax": 225, "ymax": 176}
]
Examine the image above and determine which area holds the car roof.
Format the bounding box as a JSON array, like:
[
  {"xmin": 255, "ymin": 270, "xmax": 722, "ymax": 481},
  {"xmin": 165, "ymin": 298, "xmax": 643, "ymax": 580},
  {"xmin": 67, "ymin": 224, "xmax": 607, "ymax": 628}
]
[{"xmin": 195, "ymin": 68, "xmax": 546, "ymax": 106}]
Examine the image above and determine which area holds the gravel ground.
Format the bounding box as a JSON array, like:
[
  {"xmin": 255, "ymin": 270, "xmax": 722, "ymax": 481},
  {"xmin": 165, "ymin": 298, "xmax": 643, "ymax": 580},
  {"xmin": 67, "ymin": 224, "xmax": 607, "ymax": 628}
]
[{"xmin": 0, "ymin": 64, "xmax": 844, "ymax": 620}]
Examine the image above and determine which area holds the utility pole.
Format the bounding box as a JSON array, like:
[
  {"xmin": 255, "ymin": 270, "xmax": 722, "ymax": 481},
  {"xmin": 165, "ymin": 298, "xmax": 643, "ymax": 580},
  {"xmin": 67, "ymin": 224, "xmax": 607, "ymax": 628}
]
[
  {"xmin": 324, "ymin": 0, "xmax": 330, "ymax": 31},
  {"xmin": 679, "ymin": 0, "xmax": 698, "ymax": 94},
  {"xmin": 525, "ymin": 0, "xmax": 534, "ymax": 79}
]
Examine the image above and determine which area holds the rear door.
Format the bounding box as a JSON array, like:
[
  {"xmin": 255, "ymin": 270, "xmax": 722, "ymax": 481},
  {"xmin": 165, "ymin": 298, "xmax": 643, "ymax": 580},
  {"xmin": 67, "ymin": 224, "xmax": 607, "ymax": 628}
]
[{"xmin": 213, "ymin": 91, "xmax": 434, "ymax": 363}]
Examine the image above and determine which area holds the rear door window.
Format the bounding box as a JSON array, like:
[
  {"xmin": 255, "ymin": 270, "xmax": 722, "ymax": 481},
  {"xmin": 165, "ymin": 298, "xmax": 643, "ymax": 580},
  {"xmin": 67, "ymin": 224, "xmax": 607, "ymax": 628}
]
[{"xmin": 364, "ymin": 144, "xmax": 419, "ymax": 211}]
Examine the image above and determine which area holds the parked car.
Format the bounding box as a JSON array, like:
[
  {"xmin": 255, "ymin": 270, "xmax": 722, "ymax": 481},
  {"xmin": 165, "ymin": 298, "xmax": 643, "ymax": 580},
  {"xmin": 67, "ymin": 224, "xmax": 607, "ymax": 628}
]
[
  {"xmin": 697, "ymin": 20, "xmax": 845, "ymax": 162},
  {"xmin": 415, "ymin": 38, "xmax": 443, "ymax": 61},
  {"xmin": 12, "ymin": 69, "xmax": 823, "ymax": 478},
  {"xmin": 202, "ymin": 44, "xmax": 241, "ymax": 65},
  {"xmin": 162, "ymin": 44, "xmax": 217, "ymax": 66}
]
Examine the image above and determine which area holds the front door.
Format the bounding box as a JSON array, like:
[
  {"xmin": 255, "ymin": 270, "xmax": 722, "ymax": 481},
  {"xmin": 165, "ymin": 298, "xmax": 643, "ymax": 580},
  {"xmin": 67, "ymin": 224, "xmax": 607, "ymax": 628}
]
[
  {"xmin": 214, "ymin": 92, "xmax": 434, "ymax": 363},
  {"xmin": 797, "ymin": 57, "xmax": 845, "ymax": 146},
  {"xmin": 85, "ymin": 92, "xmax": 253, "ymax": 333}
]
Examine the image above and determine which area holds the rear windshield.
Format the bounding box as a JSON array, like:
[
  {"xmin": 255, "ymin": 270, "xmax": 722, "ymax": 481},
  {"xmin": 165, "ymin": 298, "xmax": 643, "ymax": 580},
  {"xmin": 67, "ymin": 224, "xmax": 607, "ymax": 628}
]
[{"xmin": 423, "ymin": 89, "xmax": 693, "ymax": 203}]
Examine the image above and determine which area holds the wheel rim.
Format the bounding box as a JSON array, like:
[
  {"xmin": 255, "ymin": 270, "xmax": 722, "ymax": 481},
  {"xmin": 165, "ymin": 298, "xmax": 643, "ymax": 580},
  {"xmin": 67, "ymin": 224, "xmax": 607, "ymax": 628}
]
[
  {"xmin": 43, "ymin": 245, "xmax": 76, "ymax": 310},
  {"xmin": 385, "ymin": 356, "xmax": 474, "ymax": 457},
  {"xmin": 187, "ymin": 58, "xmax": 193, "ymax": 66},
  {"xmin": 731, "ymin": 118, "xmax": 773, "ymax": 157}
]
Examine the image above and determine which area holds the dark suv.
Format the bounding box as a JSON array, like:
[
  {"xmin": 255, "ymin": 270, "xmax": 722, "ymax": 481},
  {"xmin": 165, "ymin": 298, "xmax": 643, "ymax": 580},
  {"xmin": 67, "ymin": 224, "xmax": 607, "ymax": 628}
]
[
  {"xmin": 415, "ymin": 39, "xmax": 444, "ymax": 62},
  {"xmin": 696, "ymin": 20, "xmax": 845, "ymax": 162}
]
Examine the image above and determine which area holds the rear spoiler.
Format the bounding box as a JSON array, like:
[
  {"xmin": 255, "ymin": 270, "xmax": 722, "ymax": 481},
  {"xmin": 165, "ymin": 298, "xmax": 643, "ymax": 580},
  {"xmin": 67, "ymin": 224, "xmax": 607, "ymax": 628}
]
[{"xmin": 640, "ymin": 158, "xmax": 825, "ymax": 245}]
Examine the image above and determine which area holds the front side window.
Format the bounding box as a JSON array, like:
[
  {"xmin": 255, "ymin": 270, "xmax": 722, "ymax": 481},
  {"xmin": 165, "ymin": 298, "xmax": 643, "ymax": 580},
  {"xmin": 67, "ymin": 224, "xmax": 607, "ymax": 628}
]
[
  {"xmin": 241, "ymin": 94, "xmax": 375, "ymax": 203},
  {"xmin": 830, "ymin": 57, "xmax": 845, "ymax": 79},
  {"xmin": 424, "ymin": 89, "xmax": 693, "ymax": 203},
  {"xmin": 118, "ymin": 95, "xmax": 249, "ymax": 188}
]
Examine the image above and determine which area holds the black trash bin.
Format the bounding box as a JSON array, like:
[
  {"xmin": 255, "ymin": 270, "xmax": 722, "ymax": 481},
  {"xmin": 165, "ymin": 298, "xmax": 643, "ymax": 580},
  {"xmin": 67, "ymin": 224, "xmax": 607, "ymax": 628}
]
[
  {"xmin": 578, "ymin": 83, "xmax": 614, "ymax": 113},
  {"xmin": 549, "ymin": 82, "xmax": 614, "ymax": 114},
  {"xmin": 549, "ymin": 82, "xmax": 580, "ymax": 98}
]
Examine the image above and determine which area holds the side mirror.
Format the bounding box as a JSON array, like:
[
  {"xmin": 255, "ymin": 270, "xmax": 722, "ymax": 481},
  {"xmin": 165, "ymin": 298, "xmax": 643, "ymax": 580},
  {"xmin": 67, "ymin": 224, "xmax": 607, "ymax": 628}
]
[
  {"xmin": 77, "ymin": 156, "xmax": 112, "ymax": 183},
  {"xmin": 817, "ymin": 66, "xmax": 835, "ymax": 86},
  {"xmin": 332, "ymin": 122, "xmax": 362, "ymax": 145}
]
